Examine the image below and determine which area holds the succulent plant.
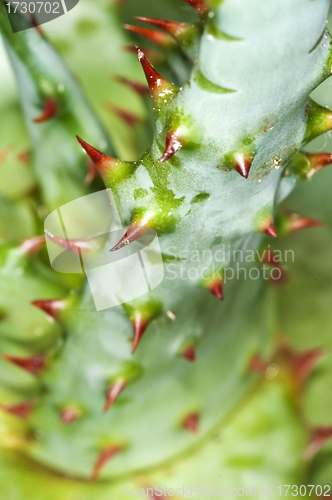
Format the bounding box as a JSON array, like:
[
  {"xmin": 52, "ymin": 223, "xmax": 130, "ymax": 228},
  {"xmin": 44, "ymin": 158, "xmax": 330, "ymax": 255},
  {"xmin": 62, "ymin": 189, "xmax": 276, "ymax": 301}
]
[{"xmin": 0, "ymin": 0, "xmax": 332, "ymax": 498}]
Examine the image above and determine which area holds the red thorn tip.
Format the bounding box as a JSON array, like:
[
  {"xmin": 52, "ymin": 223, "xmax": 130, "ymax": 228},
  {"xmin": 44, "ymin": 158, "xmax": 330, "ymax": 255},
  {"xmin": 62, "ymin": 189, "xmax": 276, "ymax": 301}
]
[
  {"xmin": 33, "ymin": 97, "xmax": 58, "ymax": 123},
  {"xmin": 90, "ymin": 445, "xmax": 123, "ymax": 482},
  {"xmin": 234, "ymin": 154, "xmax": 253, "ymax": 179},
  {"xmin": 306, "ymin": 427, "xmax": 332, "ymax": 459},
  {"xmin": 2, "ymin": 354, "xmax": 46, "ymax": 375},
  {"xmin": 19, "ymin": 236, "xmax": 46, "ymax": 255},
  {"xmin": 31, "ymin": 299, "xmax": 65, "ymax": 320},
  {"xmin": 131, "ymin": 315, "xmax": 149, "ymax": 354},
  {"xmin": 104, "ymin": 379, "xmax": 127, "ymax": 412},
  {"xmin": 85, "ymin": 159, "xmax": 99, "ymax": 185},
  {"xmin": 60, "ymin": 407, "xmax": 82, "ymax": 425},
  {"xmin": 122, "ymin": 45, "xmax": 160, "ymax": 61},
  {"xmin": 159, "ymin": 132, "xmax": 183, "ymax": 163},
  {"xmin": 109, "ymin": 225, "xmax": 151, "ymax": 252},
  {"xmin": 183, "ymin": 0, "xmax": 208, "ymax": 17},
  {"xmin": 208, "ymin": 278, "xmax": 224, "ymax": 300},
  {"xmin": 108, "ymin": 104, "xmax": 141, "ymax": 128},
  {"xmin": 0, "ymin": 401, "xmax": 33, "ymax": 420},
  {"xmin": 182, "ymin": 412, "xmax": 200, "ymax": 433},
  {"xmin": 76, "ymin": 136, "xmax": 116, "ymax": 172},
  {"xmin": 123, "ymin": 24, "xmax": 173, "ymax": 48},
  {"xmin": 136, "ymin": 46, "xmax": 174, "ymax": 101},
  {"xmin": 182, "ymin": 345, "xmax": 196, "ymax": 363},
  {"xmin": 45, "ymin": 229, "xmax": 98, "ymax": 252},
  {"xmin": 248, "ymin": 354, "xmax": 268, "ymax": 374},
  {"xmin": 113, "ymin": 75, "xmax": 149, "ymax": 97},
  {"xmin": 262, "ymin": 221, "xmax": 278, "ymax": 238},
  {"xmin": 287, "ymin": 213, "xmax": 324, "ymax": 233},
  {"xmin": 134, "ymin": 17, "xmax": 185, "ymax": 36}
]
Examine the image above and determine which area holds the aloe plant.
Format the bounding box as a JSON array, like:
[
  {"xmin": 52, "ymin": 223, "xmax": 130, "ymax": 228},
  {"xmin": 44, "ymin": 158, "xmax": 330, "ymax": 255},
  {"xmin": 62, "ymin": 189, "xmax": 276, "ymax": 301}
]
[{"xmin": 0, "ymin": 0, "xmax": 332, "ymax": 497}]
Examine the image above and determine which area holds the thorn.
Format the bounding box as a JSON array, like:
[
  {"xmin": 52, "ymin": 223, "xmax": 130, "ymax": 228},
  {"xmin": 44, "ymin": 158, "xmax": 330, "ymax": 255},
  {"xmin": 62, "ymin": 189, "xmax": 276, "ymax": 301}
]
[
  {"xmin": 131, "ymin": 314, "xmax": 149, "ymax": 354},
  {"xmin": 276, "ymin": 340, "xmax": 324, "ymax": 395},
  {"xmin": 16, "ymin": 150, "xmax": 31, "ymax": 163},
  {"xmin": 159, "ymin": 130, "xmax": 183, "ymax": 163},
  {"xmin": 112, "ymin": 75, "xmax": 149, "ymax": 97},
  {"xmin": 33, "ymin": 97, "xmax": 58, "ymax": 124},
  {"xmin": 0, "ymin": 147, "xmax": 11, "ymax": 163},
  {"xmin": 90, "ymin": 445, "xmax": 123, "ymax": 481},
  {"xmin": 109, "ymin": 224, "xmax": 151, "ymax": 252},
  {"xmin": 107, "ymin": 103, "xmax": 141, "ymax": 127},
  {"xmin": 19, "ymin": 236, "xmax": 46, "ymax": 256},
  {"xmin": 233, "ymin": 153, "xmax": 253, "ymax": 179},
  {"xmin": 30, "ymin": 13, "xmax": 43, "ymax": 34},
  {"xmin": 2, "ymin": 354, "xmax": 46, "ymax": 375},
  {"xmin": 104, "ymin": 379, "xmax": 127, "ymax": 412},
  {"xmin": 262, "ymin": 248, "xmax": 279, "ymax": 267},
  {"xmin": 305, "ymin": 427, "xmax": 332, "ymax": 459},
  {"xmin": 123, "ymin": 24, "xmax": 174, "ymax": 48},
  {"xmin": 305, "ymin": 152, "xmax": 332, "ymax": 175},
  {"xmin": 262, "ymin": 220, "xmax": 278, "ymax": 238},
  {"xmin": 182, "ymin": 345, "xmax": 196, "ymax": 363},
  {"xmin": 135, "ymin": 46, "xmax": 177, "ymax": 103},
  {"xmin": 248, "ymin": 354, "xmax": 268, "ymax": 374},
  {"xmin": 207, "ymin": 277, "xmax": 224, "ymax": 301},
  {"xmin": 134, "ymin": 17, "xmax": 194, "ymax": 41},
  {"xmin": 286, "ymin": 212, "xmax": 324, "ymax": 233},
  {"xmin": 0, "ymin": 401, "xmax": 33, "ymax": 420},
  {"xmin": 31, "ymin": 298, "xmax": 65, "ymax": 320},
  {"xmin": 181, "ymin": 412, "xmax": 200, "ymax": 433},
  {"xmin": 76, "ymin": 136, "xmax": 117, "ymax": 175},
  {"xmin": 45, "ymin": 229, "xmax": 98, "ymax": 252},
  {"xmin": 60, "ymin": 407, "xmax": 82, "ymax": 425},
  {"xmin": 85, "ymin": 159, "xmax": 99, "ymax": 186},
  {"xmin": 122, "ymin": 45, "xmax": 160, "ymax": 62},
  {"xmin": 182, "ymin": 0, "xmax": 209, "ymax": 18}
]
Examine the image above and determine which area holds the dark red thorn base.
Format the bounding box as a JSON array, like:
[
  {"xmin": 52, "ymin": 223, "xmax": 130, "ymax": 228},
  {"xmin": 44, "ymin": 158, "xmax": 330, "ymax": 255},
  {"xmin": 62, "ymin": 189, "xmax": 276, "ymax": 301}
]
[
  {"xmin": 159, "ymin": 132, "xmax": 183, "ymax": 163},
  {"xmin": 131, "ymin": 315, "xmax": 149, "ymax": 354},
  {"xmin": 104, "ymin": 379, "xmax": 127, "ymax": 413},
  {"xmin": 208, "ymin": 279, "xmax": 224, "ymax": 301},
  {"xmin": 85, "ymin": 159, "xmax": 99, "ymax": 185},
  {"xmin": 113, "ymin": 74, "xmax": 149, "ymax": 97},
  {"xmin": 305, "ymin": 427, "xmax": 332, "ymax": 459},
  {"xmin": 182, "ymin": 412, "xmax": 200, "ymax": 433},
  {"xmin": 108, "ymin": 104, "xmax": 141, "ymax": 127},
  {"xmin": 2, "ymin": 354, "xmax": 46, "ymax": 375},
  {"xmin": 248, "ymin": 354, "xmax": 268, "ymax": 374},
  {"xmin": 0, "ymin": 401, "xmax": 33, "ymax": 420},
  {"xmin": 60, "ymin": 407, "xmax": 82, "ymax": 425},
  {"xmin": 135, "ymin": 16, "xmax": 183, "ymax": 36},
  {"xmin": 90, "ymin": 445, "xmax": 123, "ymax": 481},
  {"xmin": 123, "ymin": 24, "xmax": 173, "ymax": 48},
  {"xmin": 19, "ymin": 235, "xmax": 46, "ymax": 255},
  {"xmin": 31, "ymin": 298, "xmax": 65, "ymax": 320},
  {"xmin": 183, "ymin": 0, "xmax": 209, "ymax": 17},
  {"xmin": 234, "ymin": 154, "xmax": 253, "ymax": 179},
  {"xmin": 182, "ymin": 345, "xmax": 196, "ymax": 363},
  {"xmin": 109, "ymin": 225, "xmax": 151, "ymax": 252},
  {"xmin": 262, "ymin": 221, "xmax": 278, "ymax": 238},
  {"xmin": 33, "ymin": 97, "xmax": 58, "ymax": 124}
]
